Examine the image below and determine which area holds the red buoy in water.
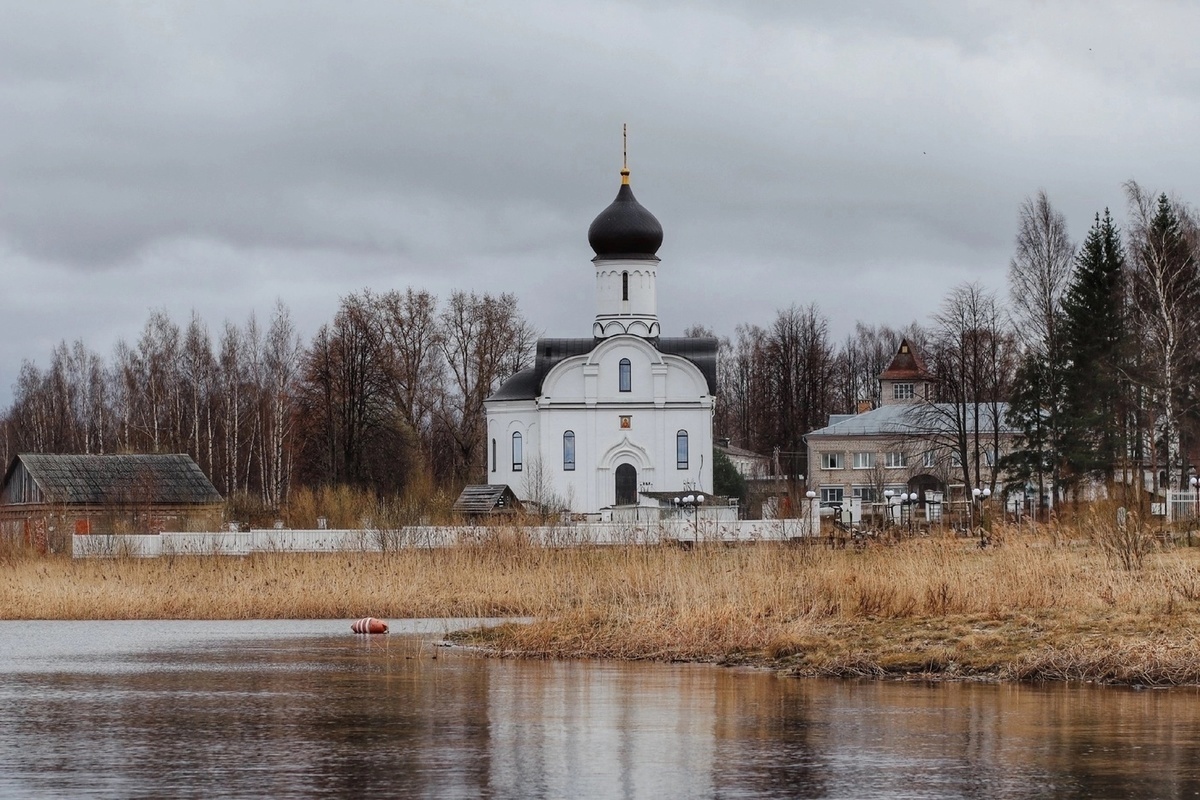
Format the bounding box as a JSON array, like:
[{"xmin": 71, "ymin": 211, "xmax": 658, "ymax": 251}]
[{"xmin": 351, "ymin": 617, "xmax": 389, "ymax": 634}]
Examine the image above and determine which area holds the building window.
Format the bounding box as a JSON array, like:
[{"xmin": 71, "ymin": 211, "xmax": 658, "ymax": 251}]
[
  {"xmin": 491, "ymin": 438, "xmax": 496, "ymax": 473},
  {"xmin": 923, "ymin": 450, "xmax": 936, "ymax": 468},
  {"xmin": 985, "ymin": 448, "xmax": 998, "ymax": 467},
  {"xmin": 619, "ymin": 358, "xmax": 631, "ymax": 392},
  {"xmin": 821, "ymin": 486, "xmax": 844, "ymax": 504},
  {"xmin": 563, "ymin": 431, "xmax": 576, "ymax": 471},
  {"xmin": 893, "ymin": 383, "xmax": 914, "ymax": 400},
  {"xmin": 853, "ymin": 452, "xmax": 873, "ymax": 469},
  {"xmin": 821, "ymin": 452, "xmax": 844, "ymax": 470},
  {"xmin": 622, "ymin": 271, "xmax": 629, "ymax": 301},
  {"xmin": 852, "ymin": 485, "xmax": 878, "ymax": 503},
  {"xmin": 676, "ymin": 430, "xmax": 689, "ymax": 469},
  {"xmin": 512, "ymin": 432, "xmax": 523, "ymax": 472},
  {"xmin": 885, "ymin": 452, "xmax": 906, "ymax": 468}
]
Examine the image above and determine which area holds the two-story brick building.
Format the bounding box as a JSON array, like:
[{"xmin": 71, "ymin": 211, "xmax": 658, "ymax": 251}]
[{"xmin": 804, "ymin": 340, "xmax": 1018, "ymax": 523}]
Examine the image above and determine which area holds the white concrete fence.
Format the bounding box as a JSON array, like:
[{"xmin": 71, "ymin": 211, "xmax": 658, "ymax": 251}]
[{"xmin": 72, "ymin": 518, "xmax": 818, "ymax": 558}]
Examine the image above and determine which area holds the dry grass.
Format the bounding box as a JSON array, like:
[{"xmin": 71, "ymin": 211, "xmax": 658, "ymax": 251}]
[{"xmin": 6, "ymin": 522, "xmax": 1200, "ymax": 684}]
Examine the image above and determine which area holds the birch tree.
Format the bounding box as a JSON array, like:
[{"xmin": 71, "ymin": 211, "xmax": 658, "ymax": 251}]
[{"xmin": 1124, "ymin": 183, "xmax": 1200, "ymax": 490}]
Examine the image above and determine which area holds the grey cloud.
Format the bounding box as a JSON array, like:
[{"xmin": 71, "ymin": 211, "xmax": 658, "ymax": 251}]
[{"xmin": 4, "ymin": 0, "xmax": 1200, "ymax": 405}]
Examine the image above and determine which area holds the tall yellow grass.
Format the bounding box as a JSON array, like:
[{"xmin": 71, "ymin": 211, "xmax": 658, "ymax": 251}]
[{"xmin": 5, "ymin": 524, "xmax": 1200, "ymax": 683}]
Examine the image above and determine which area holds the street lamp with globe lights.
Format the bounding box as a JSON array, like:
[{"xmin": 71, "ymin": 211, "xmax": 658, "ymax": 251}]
[
  {"xmin": 883, "ymin": 489, "xmax": 894, "ymax": 530},
  {"xmin": 971, "ymin": 487, "xmax": 992, "ymax": 545},
  {"xmin": 674, "ymin": 493, "xmax": 705, "ymax": 546},
  {"xmin": 899, "ymin": 492, "xmax": 917, "ymax": 534},
  {"xmin": 805, "ymin": 490, "xmax": 817, "ymax": 537}
]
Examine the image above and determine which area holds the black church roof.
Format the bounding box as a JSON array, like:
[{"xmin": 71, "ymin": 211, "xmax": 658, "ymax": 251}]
[{"xmin": 487, "ymin": 336, "xmax": 718, "ymax": 402}]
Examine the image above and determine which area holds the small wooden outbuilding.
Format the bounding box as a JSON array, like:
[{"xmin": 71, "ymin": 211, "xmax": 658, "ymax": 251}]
[
  {"xmin": 451, "ymin": 484, "xmax": 523, "ymax": 519},
  {"xmin": 0, "ymin": 453, "xmax": 224, "ymax": 553}
]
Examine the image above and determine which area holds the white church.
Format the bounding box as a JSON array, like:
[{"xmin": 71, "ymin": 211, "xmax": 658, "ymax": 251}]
[{"xmin": 483, "ymin": 160, "xmax": 717, "ymax": 517}]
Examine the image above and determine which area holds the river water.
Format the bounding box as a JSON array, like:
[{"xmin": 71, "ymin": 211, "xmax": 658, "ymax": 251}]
[{"xmin": 1, "ymin": 620, "xmax": 1198, "ymax": 799}]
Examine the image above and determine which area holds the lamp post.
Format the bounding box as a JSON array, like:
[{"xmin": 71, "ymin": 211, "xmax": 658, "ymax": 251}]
[
  {"xmin": 674, "ymin": 493, "xmax": 705, "ymax": 546},
  {"xmin": 805, "ymin": 490, "xmax": 817, "ymax": 537},
  {"xmin": 899, "ymin": 492, "xmax": 916, "ymax": 534},
  {"xmin": 1189, "ymin": 475, "xmax": 1199, "ymax": 545},
  {"xmin": 972, "ymin": 487, "xmax": 991, "ymax": 546},
  {"xmin": 971, "ymin": 487, "xmax": 980, "ymax": 533},
  {"xmin": 883, "ymin": 489, "xmax": 894, "ymax": 531}
]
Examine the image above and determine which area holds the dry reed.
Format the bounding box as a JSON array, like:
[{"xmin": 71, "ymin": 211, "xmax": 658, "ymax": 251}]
[{"xmin": 6, "ymin": 525, "xmax": 1200, "ymax": 684}]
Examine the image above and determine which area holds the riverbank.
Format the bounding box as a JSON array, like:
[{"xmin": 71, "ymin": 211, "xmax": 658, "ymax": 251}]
[{"xmin": 4, "ymin": 529, "xmax": 1200, "ymax": 684}]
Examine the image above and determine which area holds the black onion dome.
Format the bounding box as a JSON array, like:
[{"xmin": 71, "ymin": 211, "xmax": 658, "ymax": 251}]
[{"xmin": 587, "ymin": 175, "xmax": 663, "ymax": 259}]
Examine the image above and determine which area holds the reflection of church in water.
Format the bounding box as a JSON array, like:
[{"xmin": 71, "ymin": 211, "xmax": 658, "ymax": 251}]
[{"xmin": 485, "ymin": 154, "xmax": 716, "ymax": 516}]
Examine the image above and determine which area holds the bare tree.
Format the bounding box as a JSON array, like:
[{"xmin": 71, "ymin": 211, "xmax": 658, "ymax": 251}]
[
  {"xmin": 436, "ymin": 291, "xmax": 533, "ymax": 483},
  {"xmin": 260, "ymin": 301, "xmax": 301, "ymax": 507},
  {"xmin": 766, "ymin": 304, "xmax": 838, "ymax": 485},
  {"xmin": 377, "ymin": 288, "xmax": 443, "ymax": 461},
  {"xmin": 180, "ymin": 313, "xmax": 214, "ymax": 470},
  {"xmin": 913, "ymin": 283, "xmax": 1012, "ymax": 495},
  {"xmin": 135, "ymin": 311, "xmax": 181, "ymax": 453},
  {"xmin": 1008, "ymin": 191, "xmax": 1075, "ymax": 355}
]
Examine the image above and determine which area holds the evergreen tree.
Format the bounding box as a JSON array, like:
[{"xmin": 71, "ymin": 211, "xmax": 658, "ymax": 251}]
[
  {"xmin": 1059, "ymin": 209, "xmax": 1127, "ymax": 487},
  {"xmin": 1002, "ymin": 351, "xmax": 1061, "ymax": 509},
  {"xmin": 712, "ymin": 447, "xmax": 748, "ymax": 503}
]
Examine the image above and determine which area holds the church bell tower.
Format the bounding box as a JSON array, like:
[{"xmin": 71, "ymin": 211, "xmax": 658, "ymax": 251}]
[{"xmin": 587, "ymin": 128, "xmax": 663, "ymax": 339}]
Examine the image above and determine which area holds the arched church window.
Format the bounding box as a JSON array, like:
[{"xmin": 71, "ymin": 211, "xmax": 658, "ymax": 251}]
[
  {"xmin": 676, "ymin": 430, "xmax": 689, "ymax": 470},
  {"xmin": 491, "ymin": 438, "xmax": 496, "ymax": 472},
  {"xmin": 512, "ymin": 432, "xmax": 523, "ymax": 472},
  {"xmin": 563, "ymin": 431, "xmax": 575, "ymax": 471},
  {"xmin": 619, "ymin": 358, "xmax": 631, "ymax": 392},
  {"xmin": 622, "ymin": 271, "xmax": 629, "ymax": 301}
]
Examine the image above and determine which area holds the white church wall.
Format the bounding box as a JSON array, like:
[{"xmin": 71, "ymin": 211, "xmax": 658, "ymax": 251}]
[
  {"xmin": 540, "ymin": 360, "xmax": 585, "ymax": 398},
  {"xmin": 593, "ymin": 257, "xmax": 659, "ymax": 336},
  {"xmin": 487, "ymin": 403, "xmax": 538, "ymax": 492},
  {"xmin": 528, "ymin": 407, "xmax": 592, "ymax": 511},
  {"xmin": 490, "ymin": 398, "xmax": 713, "ymax": 513},
  {"xmin": 662, "ymin": 361, "xmax": 711, "ymax": 401}
]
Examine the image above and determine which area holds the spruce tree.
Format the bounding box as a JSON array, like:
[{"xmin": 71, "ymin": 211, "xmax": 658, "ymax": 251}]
[
  {"xmin": 1001, "ymin": 351, "xmax": 1061, "ymax": 509},
  {"xmin": 1060, "ymin": 209, "xmax": 1126, "ymax": 486}
]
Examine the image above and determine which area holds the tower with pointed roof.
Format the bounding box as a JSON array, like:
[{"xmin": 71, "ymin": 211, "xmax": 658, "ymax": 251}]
[{"xmin": 879, "ymin": 339, "xmax": 934, "ymax": 406}]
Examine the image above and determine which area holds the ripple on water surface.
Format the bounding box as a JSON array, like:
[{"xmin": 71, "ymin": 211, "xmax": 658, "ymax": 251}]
[{"xmin": 1, "ymin": 620, "xmax": 1199, "ymax": 799}]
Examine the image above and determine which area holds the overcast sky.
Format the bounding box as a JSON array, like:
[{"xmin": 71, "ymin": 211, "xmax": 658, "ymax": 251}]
[{"xmin": 4, "ymin": 1, "xmax": 1200, "ymax": 405}]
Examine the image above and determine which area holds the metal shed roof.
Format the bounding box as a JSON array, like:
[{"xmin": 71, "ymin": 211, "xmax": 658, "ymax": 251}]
[{"xmin": 3, "ymin": 453, "xmax": 223, "ymax": 506}]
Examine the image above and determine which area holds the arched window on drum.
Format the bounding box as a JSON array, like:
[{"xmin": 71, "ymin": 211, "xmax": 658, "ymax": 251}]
[{"xmin": 563, "ymin": 431, "xmax": 576, "ymax": 471}]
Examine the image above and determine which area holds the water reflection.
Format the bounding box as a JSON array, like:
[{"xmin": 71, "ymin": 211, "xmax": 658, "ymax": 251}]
[{"xmin": 1, "ymin": 621, "xmax": 1199, "ymax": 798}]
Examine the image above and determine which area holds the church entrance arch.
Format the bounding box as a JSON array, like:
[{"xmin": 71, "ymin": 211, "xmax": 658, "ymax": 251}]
[{"xmin": 615, "ymin": 463, "xmax": 638, "ymax": 506}]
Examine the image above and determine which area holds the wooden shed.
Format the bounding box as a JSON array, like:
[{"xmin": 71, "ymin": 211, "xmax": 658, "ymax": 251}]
[
  {"xmin": 451, "ymin": 484, "xmax": 523, "ymax": 519},
  {"xmin": 0, "ymin": 453, "xmax": 224, "ymax": 553}
]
